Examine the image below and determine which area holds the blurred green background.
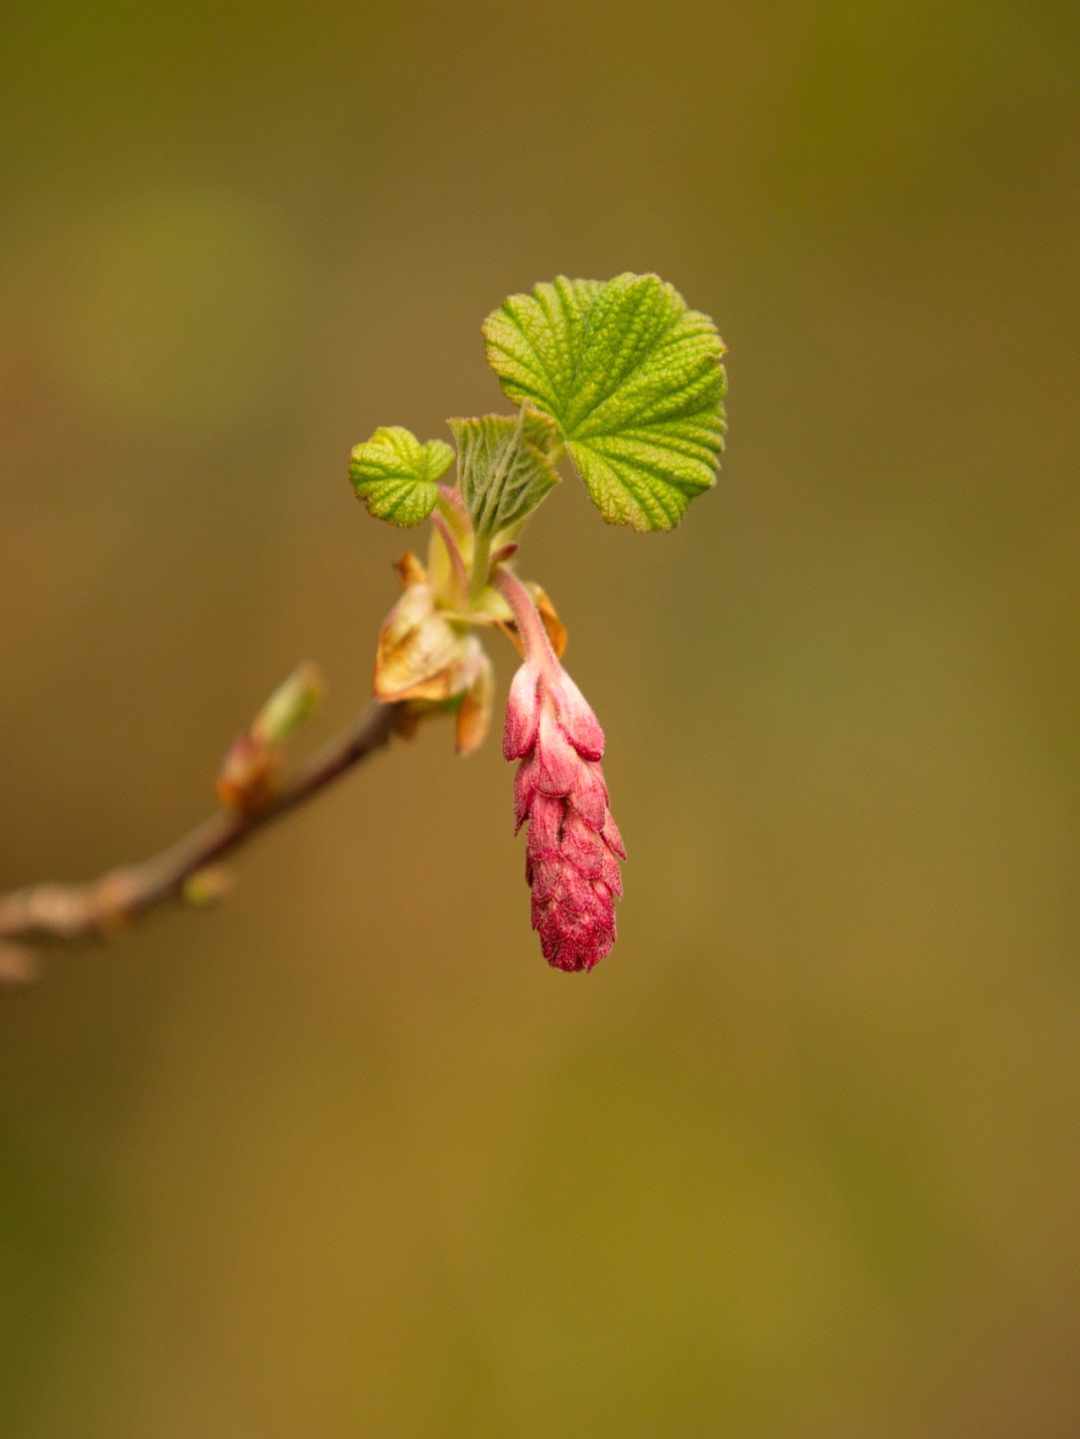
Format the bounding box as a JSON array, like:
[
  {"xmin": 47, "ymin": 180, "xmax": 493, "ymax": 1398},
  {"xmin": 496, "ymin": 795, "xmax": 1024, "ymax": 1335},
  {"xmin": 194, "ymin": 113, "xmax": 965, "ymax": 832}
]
[{"xmin": 2, "ymin": 2, "xmax": 1078, "ymax": 1434}]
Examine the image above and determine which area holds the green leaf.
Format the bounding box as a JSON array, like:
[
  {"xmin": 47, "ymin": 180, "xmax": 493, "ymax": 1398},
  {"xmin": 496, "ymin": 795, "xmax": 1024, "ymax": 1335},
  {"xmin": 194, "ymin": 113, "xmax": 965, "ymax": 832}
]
[
  {"xmin": 348, "ymin": 426, "xmax": 454, "ymax": 526},
  {"xmin": 483, "ymin": 273, "xmax": 726, "ymax": 531},
  {"xmin": 448, "ymin": 412, "xmax": 560, "ymax": 536}
]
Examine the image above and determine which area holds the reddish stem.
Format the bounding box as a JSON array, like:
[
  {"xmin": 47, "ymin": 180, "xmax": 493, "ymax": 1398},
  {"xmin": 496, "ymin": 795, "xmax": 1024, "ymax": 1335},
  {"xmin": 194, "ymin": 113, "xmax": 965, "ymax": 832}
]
[{"xmin": 491, "ymin": 565, "xmax": 559, "ymax": 680}]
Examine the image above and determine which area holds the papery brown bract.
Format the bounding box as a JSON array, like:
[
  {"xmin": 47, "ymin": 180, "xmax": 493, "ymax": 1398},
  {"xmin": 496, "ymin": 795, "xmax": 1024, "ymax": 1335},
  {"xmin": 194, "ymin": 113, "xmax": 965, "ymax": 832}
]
[{"xmin": 373, "ymin": 558, "xmax": 493, "ymax": 755}]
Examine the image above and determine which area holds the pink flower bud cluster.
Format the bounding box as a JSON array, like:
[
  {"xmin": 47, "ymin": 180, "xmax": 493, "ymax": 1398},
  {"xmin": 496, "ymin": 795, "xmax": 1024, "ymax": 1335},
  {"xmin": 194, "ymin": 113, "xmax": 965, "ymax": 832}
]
[{"xmin": 503, "ymin": 658, "xmax": 625, "ymax": 972}]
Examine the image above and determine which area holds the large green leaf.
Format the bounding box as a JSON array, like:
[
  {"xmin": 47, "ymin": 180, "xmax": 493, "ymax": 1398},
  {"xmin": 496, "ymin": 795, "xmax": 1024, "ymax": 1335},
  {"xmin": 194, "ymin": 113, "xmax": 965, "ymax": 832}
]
[
  {"xmin": 448, "ymin": 411, "xmax": 560, "ymax": 537},
  {"xmin": 348, "ymin": 426, "xmax": 454, "ymax": 526},
  {"xmin": 483, "ymin": 274, "xmax": 726, "ymax": 531}
]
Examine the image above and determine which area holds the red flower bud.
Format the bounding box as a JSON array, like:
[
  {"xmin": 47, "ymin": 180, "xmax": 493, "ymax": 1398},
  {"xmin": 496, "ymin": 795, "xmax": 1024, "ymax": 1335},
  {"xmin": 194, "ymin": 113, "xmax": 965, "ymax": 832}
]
[{"xmin": 495, "ymin": 567, "xmax": 624, "ymax": 972}]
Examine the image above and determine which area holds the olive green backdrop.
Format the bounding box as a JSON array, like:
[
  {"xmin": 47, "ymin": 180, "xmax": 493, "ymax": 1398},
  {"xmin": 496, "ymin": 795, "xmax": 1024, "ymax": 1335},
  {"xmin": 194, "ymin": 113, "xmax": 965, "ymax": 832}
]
[{"xmin": 3, "ymin": 2, "xmax": 1078, "ymax": 1434}]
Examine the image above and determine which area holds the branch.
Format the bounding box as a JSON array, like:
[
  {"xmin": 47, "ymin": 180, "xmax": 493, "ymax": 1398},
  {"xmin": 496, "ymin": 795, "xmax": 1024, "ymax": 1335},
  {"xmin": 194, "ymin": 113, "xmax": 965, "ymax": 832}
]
[{"xmin": 0, "ymin": 699, "xmax": 407, "ymax": 987}]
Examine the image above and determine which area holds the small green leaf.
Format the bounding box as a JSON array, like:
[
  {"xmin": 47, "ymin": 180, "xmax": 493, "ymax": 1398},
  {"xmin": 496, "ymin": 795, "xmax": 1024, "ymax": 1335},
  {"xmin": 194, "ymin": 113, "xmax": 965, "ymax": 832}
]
[
  {"xmin": 483, "ymin": 274, "xmax": 726, "ymax": 531},
  {"xmin": 448, "ymin": 412, "xmax": 560, "ymax": 536},
  {"xmin": 348, "ymin": 426, "xmax": 454, "ymax": 526}
]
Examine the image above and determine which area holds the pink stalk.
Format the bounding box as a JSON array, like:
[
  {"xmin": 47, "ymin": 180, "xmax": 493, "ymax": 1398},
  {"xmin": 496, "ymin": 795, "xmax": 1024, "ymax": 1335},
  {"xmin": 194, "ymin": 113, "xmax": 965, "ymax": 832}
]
[
  {"xmin": 431, "ymin": 503, "xmax": 470, "ymax": 607},
  {"xmin": 492, "ymin": 565, "xmax": 624, "ymax": 972}
]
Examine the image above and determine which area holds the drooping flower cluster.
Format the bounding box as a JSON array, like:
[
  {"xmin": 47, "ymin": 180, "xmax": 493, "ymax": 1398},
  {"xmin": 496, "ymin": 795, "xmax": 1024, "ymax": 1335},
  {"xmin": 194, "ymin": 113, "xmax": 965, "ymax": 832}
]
[
  {"xmin": 365, "ymin": 483, "xmax": 624, "ymax": 972},
  {"xmin": 496, "ymin": 568, "xmax": 624, "ymax": 972}
]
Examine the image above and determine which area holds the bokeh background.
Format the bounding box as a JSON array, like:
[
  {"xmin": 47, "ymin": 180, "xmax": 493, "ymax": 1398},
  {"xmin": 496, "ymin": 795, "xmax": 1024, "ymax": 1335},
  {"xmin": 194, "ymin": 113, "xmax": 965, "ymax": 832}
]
[{"xmin": 2, "ymin": 2, "xmax": 1078, "ymax": 1434}]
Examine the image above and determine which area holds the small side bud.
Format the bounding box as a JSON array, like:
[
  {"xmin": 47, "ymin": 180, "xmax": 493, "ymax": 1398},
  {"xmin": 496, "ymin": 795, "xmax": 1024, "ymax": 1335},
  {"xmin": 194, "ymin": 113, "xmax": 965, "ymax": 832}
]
[
  {"xmin": 215, "ymin": 733, "xmax": 281, "ymax": 812},
  {"xmin": 216, "ymin": 663, "xmax": 324, "ymax": 812},
  {"xmin": 250, "ymin": 662, "xmax": 325, "ymax": 746},
  {"xmin": 182, "ymin": 866, "xmax": 234, "ymax": 907}
]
